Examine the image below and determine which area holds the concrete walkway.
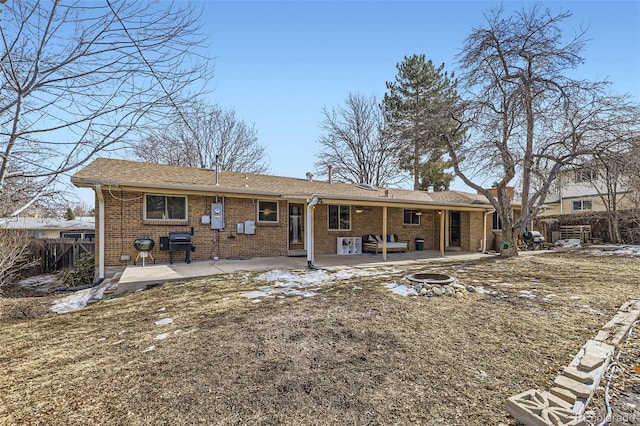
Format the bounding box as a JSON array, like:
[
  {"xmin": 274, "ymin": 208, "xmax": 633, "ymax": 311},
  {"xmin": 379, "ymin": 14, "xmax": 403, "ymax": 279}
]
[{"xmin": 116, "ymin": 249, "xmax": 503, "ymax": 292}]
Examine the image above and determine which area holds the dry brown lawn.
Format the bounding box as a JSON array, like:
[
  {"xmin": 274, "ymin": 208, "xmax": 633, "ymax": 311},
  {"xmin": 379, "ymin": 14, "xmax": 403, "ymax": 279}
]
[{"xmin": 1, "ymin": 251, "xmax": 639, "ymax": 425}]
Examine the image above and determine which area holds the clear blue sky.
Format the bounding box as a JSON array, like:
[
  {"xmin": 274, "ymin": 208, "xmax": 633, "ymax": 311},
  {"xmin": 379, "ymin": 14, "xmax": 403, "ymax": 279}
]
[
  {"xmin": 75, "ymin": 0, "xmax": 640, "ymax": 204},
  {"xmin": 200, "ymin": 0, "xmax": 640, "ymax": 189}
]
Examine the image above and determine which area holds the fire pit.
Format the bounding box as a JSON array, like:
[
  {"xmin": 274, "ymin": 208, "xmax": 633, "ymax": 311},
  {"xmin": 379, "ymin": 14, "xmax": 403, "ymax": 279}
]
[{"xmin": 406, "ymin": 273, "xmax": 455, "ymax": 285}]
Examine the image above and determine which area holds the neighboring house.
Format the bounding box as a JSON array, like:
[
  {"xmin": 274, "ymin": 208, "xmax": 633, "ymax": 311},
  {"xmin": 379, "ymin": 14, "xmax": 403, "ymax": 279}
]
[
  {"xmin": 0, "ymin": 216, "xmax": 95, "ymax": 240},
  {"xmin": 540, "ymin": 166, "xmax": 634, "ymax": 216},
  {"xmin": 71, "ymin": 158, "xmax": 497, "ymax": 280}
]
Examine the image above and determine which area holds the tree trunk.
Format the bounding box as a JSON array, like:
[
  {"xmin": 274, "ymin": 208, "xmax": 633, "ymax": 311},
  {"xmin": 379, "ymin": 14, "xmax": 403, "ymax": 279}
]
[
  {"xmin": 608, "ymin": 211, "xmax": 622, "ymax": 244},
  {"xmin": 497, "ymin": 186, "xmax": 519, "ymax": 257}
]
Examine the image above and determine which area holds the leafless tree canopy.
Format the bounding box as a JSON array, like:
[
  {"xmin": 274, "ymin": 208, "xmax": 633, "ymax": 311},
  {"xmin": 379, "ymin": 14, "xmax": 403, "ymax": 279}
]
[
  {"xmin": 0, "ymin": 0, "xmax": 212, "ymax": 218},
  {"xmin": 314, "ymin": 93, "xmax": 405, "ymax": 187},
  {"xmin": 448, "ymin": 5, "xmax": 640, "ymax": 255},
  {"xmin": 133, "ymin": 103, "xmax": 269, "ymax": 174}
]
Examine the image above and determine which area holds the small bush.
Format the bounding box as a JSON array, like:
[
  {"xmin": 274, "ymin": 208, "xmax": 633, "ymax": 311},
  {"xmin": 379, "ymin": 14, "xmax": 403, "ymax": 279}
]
[{"xmin": 57, "ymin": 254, "xmax": 95, "ymax": 288}]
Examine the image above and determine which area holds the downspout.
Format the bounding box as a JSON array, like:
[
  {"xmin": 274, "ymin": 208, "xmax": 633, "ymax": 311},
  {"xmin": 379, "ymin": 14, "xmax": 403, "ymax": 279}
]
[
  {"xmin": 95, "ymin": 184, "xmax": 105, "ymax": 280},
  {"xmin": 306, "ymin": 196, "xmax": 319, "ymax": 268},
  {"xmin": 483, "ymin": 209, "xmax": 495, "ymax": 254}
]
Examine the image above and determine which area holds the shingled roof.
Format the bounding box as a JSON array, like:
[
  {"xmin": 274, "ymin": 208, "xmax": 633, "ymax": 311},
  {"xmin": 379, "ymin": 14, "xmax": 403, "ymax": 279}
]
[{"xmin": 72, "ymin": 158, "xmax": 492, "ymax": 210}]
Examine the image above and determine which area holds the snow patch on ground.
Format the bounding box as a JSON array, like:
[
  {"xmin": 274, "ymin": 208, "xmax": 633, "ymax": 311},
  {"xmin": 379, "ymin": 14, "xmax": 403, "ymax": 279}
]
[
  {"xmin": 50, "ymin": 285, "xmax": 106, "ymax": 314},
  {"xmin": 555, "ymin": 239, "xmax": 582, "ymax": 249},
  {"xmin": 241, "ymin": 268, "xmax": 392, "ymax": 302},
  {"xmin": 590, "ymin": 245, "xmax": 640, "ymax": 256},
  {"xmin": 385, "ymin": 283, "xmax": 418, "ymax": 297},
  {"xmin": 154, "ymin": 318, "xmax": 173, "ymax": 326}
]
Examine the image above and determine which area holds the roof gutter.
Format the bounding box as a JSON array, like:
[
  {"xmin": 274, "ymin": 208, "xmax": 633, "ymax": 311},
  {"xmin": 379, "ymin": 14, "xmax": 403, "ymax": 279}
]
[
  {"xmin": 71, "ymin": 179, "xmax": 285, "ymax": 198},
  {"xmin": 95, "ymin": 184, "xmax": 105, "ymax": 280},
  {"xmin": 309, "ymin": 193, "xmax": 492, "ymax": 211}
]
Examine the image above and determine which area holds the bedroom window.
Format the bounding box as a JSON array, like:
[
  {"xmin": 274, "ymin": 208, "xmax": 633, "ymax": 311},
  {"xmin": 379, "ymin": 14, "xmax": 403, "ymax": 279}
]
[
  {"xmin": 145, "ymin": 195, "xmax": 187, "ymax": 220},
  {"xmin": 258, "ymin": 200, "xmax": 279, "ymax": 223},
  {"xmin": 328, "ymin": 205, "xmax": 351, "ymax": 230},
  {"xmin": 403, "ymin": 209, "xmax": 421, "ymax": 225}
]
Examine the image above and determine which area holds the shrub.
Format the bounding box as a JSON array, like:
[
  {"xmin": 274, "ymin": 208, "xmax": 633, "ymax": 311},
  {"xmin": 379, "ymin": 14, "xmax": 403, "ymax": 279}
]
[{"xmin": 57, "ymin": 254, "xmax": 95, "ymax": 288}]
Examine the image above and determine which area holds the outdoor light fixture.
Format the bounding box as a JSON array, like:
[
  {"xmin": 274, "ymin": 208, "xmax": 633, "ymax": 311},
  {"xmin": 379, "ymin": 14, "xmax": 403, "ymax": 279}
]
[
  {"xmin": 354, "ymin": 206, "xmax": 363, "ymax": 214},
  {"xmin": 415, "ymin": 210, "xmax": 423, "ymax": 216}
]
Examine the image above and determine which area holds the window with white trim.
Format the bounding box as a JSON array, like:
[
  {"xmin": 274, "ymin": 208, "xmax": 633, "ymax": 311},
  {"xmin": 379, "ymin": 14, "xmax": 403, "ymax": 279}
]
[
  {"xmin": 572, "ymin": 200, "xmax": 592, "ymax": 211},
  {"xmin": 145, "ymin": 195, "xmax": 187, "ymax": 220},
  {"xmin": 403, "ymin": 209, "xmax": 421, "ymax": 225},
  {"xmin": 328, "ymin": 205, "xmax": 351, "ymax": 230},
  {"xmin": 258, "ymin": 200, "xmax": 278, "ymax": 223}
]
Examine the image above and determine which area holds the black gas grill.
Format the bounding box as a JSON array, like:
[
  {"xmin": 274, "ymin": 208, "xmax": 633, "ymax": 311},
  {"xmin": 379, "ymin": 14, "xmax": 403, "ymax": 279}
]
[{"xmin": 161, "ymin": 232, "xmax": 194, "ymax": 264}]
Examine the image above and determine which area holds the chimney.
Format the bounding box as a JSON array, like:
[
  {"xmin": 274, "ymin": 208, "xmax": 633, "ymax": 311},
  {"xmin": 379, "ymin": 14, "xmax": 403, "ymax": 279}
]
[
  {"xmin": 327, "ymin": 165, "xmax": 333, "ymax": 183},
  {"xmin": 305, "ymin": 172, "xmax": 313, "ymax": 181}
]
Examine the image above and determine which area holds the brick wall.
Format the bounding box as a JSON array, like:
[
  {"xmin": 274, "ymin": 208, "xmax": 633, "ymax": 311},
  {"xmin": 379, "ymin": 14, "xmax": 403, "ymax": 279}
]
[
  {"xmin": 313, "ymin": 205, "xmax": 438, "ymax": 254},
  {"xmin": 467, "ymin": 211, "xmax": 485, "ymax": 252},
  {"xmin": 95, "ymin": 189, "xmax": 484, "ymax": 266},
  {"xmin": 99, "ymin": 190, "xmax": 289, "ymax": 266}
]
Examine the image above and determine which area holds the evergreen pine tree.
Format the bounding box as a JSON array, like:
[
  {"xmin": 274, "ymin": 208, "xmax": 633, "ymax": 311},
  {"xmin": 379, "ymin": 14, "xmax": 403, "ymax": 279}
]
[{"xmin": 384, "ymin": 54, "xmax": 460, "ymax": 190}]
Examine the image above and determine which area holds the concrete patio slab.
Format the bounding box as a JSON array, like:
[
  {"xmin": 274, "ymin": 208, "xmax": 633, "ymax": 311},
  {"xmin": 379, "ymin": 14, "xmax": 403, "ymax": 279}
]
[{"xmin": 115, "ymin": 249, "xmax": 505, "ymax": 293}]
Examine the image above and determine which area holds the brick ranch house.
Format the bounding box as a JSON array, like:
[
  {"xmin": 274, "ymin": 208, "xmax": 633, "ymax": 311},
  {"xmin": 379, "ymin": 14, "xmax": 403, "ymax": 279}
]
[{"xmin": 71, "ymin": 158, "xmax": 497, "ymax": 280}]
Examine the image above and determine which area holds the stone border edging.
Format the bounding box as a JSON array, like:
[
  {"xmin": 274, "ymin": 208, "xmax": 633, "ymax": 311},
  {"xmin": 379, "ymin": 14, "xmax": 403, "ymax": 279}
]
[{"xmin": 506, "ymin": 299, "xmax": 640, "ymax": 426}]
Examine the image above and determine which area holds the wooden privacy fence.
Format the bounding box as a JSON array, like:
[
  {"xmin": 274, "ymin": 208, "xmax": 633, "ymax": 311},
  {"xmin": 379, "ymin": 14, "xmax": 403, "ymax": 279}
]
[{"xmin": 27, "ymin": 238, "xmax": 95, "ymax": 276}]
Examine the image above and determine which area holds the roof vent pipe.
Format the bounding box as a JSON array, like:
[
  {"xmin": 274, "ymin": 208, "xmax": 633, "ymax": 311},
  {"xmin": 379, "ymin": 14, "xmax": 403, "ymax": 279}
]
[
  {"xmin": 215, "ymin": 154, "xmax": 220, "ymax": 186},
  {"xmin": 306, "ymin": 172, "xmax": 313, "ymax": 181},
  {"xmin": 328, "ymin": 165, "xmax": 333, "ymax": 183}
]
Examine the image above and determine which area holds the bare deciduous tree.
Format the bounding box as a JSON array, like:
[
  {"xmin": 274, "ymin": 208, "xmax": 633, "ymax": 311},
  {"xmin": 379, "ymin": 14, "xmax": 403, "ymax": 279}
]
[
  {"xmin": 447, "ymin": 5, "xmax": 640, "ymax": 256},
  {"xmin": 314, "ymin": 93, "xmax": 405, "ymax": 187},
  {"xmin": 0, "ymin": 229, "xmax": 33, "ymax": 292},
  {"xmin": 0, "ymin": 0, "xmax": 212, "ymax": 219},
  {"xmin": 133, "ymin": 103, "xmax": 269, "ymax": 173}
]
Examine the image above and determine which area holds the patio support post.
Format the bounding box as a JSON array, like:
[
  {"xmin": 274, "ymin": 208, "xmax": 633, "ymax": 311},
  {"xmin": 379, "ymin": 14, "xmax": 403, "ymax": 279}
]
[
  {"xmin": 95, "ymin": 184, "xmax": 105, "ymax": 279},
  {"xmin": 382, "ymin": 206, "xmax": 388, "ymax": 261},
  {"xmin": 439, "ymin": 209, "xmax": 446, "ymax": 257}
]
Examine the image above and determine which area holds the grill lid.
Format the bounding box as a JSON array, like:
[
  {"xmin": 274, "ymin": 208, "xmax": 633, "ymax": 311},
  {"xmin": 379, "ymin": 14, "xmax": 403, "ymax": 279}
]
[
  {"xmin": 169, "ymin": 232, "xmax": 191, "ymax": 242},
  {"xmin": 134, "ymin": 238, "xmax": 154, "ymax": 251}
]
